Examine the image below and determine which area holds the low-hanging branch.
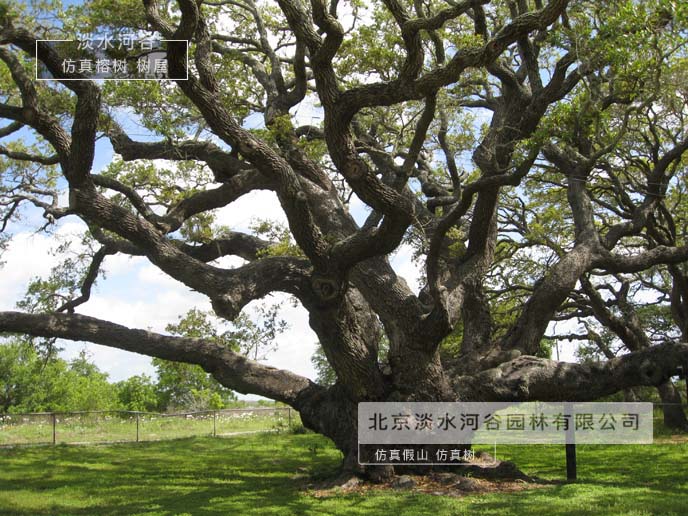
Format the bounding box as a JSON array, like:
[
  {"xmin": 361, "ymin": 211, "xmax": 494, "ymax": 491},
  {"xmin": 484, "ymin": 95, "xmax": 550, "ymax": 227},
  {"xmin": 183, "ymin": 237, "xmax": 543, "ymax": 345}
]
[{"xmin": 0, "ymin": 310, "xmax": 322, "ymax": 405}]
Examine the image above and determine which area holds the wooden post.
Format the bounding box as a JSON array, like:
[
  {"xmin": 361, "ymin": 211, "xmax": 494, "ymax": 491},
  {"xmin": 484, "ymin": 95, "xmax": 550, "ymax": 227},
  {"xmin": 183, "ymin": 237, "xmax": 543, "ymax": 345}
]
[
  {"xmin": 565, "ymin": 444, "xmax": 577, "ymax": 481},
  {"xmin": 564, "ymin": 402, "xmax": 577, "ymax": 481},
  {"xmin": 52, "ymin": 413, "xmax": 57, "ymax": 445},
  {"xmin": 136, "ymin": 412, "xmax": 140, "ymax": 442},
  {"xmin": 683, "ymin": 363, "xmax": 688, "ymax": 404},
  {"xmin": 213, "ymin": 411, "xmax": 217, "ymax": 437}
]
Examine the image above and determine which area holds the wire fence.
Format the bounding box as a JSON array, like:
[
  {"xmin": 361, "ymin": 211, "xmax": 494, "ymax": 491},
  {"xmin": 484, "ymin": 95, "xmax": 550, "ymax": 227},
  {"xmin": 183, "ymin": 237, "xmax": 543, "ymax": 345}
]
[
  {"xmin": 2, "ymin": 403, "xmax": 687, "ymax": 448},
  {"xmin": 0, "ymin": 407, "xmax": 296, "ymax": 447}
]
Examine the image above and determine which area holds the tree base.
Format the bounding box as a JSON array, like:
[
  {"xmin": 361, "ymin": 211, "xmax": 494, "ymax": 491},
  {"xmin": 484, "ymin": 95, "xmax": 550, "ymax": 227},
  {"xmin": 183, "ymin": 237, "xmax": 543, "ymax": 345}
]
[{"xmin": 306, "ymin": 454, "xmax": 550, "ymax": 498}]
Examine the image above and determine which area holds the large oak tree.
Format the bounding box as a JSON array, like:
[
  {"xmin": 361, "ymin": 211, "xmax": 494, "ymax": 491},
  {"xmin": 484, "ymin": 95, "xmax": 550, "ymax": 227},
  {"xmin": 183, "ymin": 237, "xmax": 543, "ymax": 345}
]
[{"xmin": 1, "ymin": 0, "xmax": 688, "ymax": 478}]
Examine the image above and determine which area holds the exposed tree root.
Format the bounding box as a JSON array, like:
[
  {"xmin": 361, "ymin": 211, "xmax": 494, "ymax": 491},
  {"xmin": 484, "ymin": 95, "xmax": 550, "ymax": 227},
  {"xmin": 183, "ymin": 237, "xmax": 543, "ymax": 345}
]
[{"xmin": 305, "ymin": 454, "xmax": 554, "ymax": 498}]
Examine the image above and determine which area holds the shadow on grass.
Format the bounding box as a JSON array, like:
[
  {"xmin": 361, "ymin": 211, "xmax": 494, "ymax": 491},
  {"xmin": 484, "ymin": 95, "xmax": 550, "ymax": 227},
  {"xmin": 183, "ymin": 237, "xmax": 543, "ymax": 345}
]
[
  {"xmin": 1, "ymin": 435, "xmax": 687, "ymax": 515},
  {"xmin": 1, "ymin": 435, "xmax": 444, "ymax": 515},
  {"xmin": 466, "ymin": 442, "xmax": 688, "ymax": 515}
]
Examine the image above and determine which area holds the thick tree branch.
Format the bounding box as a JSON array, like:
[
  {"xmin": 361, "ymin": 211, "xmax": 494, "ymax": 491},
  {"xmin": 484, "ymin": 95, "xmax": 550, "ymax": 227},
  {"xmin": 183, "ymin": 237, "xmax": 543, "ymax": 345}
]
[
  {"xmin": 0, "ymin": 45, "xmax": 71, "ymax": 162},
  {"xmin": 456, "ymin": 341, "xmax": 688, "ymax": 401},
  {"xmin": 0, "ymin": 311, "xmax": 322, "ymax": 405},
  {"xmin": 144, "ymin": 0, "xmax": 332, "ymax": 271},
  {"xmin": 57, "ymin": 247, "xmax": 113, "ymax": 313},
  {"xmin": 108, "ymin": 124, "xmax": 256, "ymax": 182},
  {"xmin": 0, "ymin": 145, "xmax": 59, "ymax": 165},
  {"xmin": 0, "ymin": 121, "xmax": 23, "ymax": 138},
  {"xmin": 597, "ymin": 245, "xmax": 688, "ymax": 274},
  {"xmin": 0, "ymin": 26, "xmax": 100, "ymax": 185},
  {"xmin": 179, "ymin": 232, "xmax": 270, "ymax": 262}
]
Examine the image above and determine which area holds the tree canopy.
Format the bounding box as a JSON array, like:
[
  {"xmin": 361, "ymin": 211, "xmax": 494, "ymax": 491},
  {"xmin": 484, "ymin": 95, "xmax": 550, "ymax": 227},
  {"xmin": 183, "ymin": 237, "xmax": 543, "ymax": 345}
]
[{"xmin": 1, "ymin": 0, "xmax": 688, "ymax": 475}]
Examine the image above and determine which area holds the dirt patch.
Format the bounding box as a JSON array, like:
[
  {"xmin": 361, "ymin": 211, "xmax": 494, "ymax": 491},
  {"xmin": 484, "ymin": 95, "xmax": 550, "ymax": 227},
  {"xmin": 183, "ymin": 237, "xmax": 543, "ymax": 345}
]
[
  {"xmin": 654, "ymin": 434, "xmax": 688, "ymax": 444},
  {"xmin": 306, "ymin": 471, "xmax": 553, "ymax": 499}
]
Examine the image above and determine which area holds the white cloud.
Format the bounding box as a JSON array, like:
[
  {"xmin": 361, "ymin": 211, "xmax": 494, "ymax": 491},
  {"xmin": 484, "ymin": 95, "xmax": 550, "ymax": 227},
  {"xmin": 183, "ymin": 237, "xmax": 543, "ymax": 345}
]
[
  {"xmin": 211, "ymin": 255, "xmax": 246, "ymax": 269},
  {"xmin": 546, "ymin": 319, "xmax": 583, "ymax": 363},
  {"xmin": 0, "ymin": 232, "xmax": 56, "ymax": 309},
  {"xmin": 244, "ymin": 295, "xmax": 319, "ymax": 381},
  {"xmin": 390, "ymin": 243, "xmax": 423, "ymax": 295},
  {"xmin": 0, "ymin": 220, "xmax": 88, "ymax": 309},
  {"xmin": 79, "ymin": 289, "xmax": 207, "ymax": 334},
  {"xmin": 27, "ymin": 252, "xmax": 213, "ymax": 383},
  {"xmin": 102, "ymin": 253, "xmax": 145, "ymax": 277},
  {"xmin": 61, "ymin": 344, "xmax": 157, "ymax": 383},
  {"xmin": 137, "ymin": 263, "xmax": 189, "ymax": 289},
  {"xmin": 348, "ymin": 193, "xmax": 370, "ymax": 227},
  {"xmin": 214, "ymin": 190, "xmax": 287, "ymax": 232},
  {"xmin": 0, "ymin": 210, "xmax": 320, "ymax": 398}
]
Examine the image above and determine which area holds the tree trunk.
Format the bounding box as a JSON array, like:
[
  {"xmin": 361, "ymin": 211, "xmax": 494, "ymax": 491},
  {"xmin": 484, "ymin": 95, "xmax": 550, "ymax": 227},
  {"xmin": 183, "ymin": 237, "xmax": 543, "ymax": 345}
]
[
  {"xmin": 657, "ymin": 381, "xmax": 688, "ymax": 430},
  {"xmin": 295, "ymin": 350, "xmax": 465, "ymax": 481},
  {"xmin": 294, "ymin": 383, "xmax": 395, "ymax": 481}
]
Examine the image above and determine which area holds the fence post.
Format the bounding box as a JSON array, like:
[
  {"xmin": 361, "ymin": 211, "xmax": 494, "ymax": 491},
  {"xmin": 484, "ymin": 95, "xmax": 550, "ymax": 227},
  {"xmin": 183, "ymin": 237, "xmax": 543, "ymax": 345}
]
[
  {"xmin": 136, "ymin": 412, "xmax": 140, "ymax": 442},
  {"xmin": 565, "ymin": 443, "xmax": 577, "ymax": 481},
  {"xmin": 564, "ymin": 403, "xmax": 576, "ymax": 481},
  {"xmin": 213, "ymin": 411, "xmax": 217, "ymax": 437},
  {"xmin": 52, "ymin": 413, "xmax": 57, "ymax": 445}
]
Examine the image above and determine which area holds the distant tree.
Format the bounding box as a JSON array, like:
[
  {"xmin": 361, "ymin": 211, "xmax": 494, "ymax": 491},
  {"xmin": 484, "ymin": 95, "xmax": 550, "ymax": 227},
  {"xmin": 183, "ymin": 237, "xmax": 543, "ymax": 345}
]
[
  {"xmin": 154, "ymin": 357, "xmax": 235, "ymax": 412},
  {"xmin": 56, "ymin": 350, "xmax": 120, "ymax": 411},
  {"xmin": 0, "ymin": 339, "xmax": 53, "ymax": 413},
  {"xmin": 152, "ymin": 306, "xmax": 285, "ymax": 411},
  {"xmin": 116, "ymin": 374, "xmax": 158, "ymax": 412},
  {"xmin": 310, "ymin": 344, "xmax": 337, "ymax": 387},
  {"xmin": 0, "ymin": 341, "xmax": 118, "ymax": 412},
  {"xmin": 154, "ymin": 309, "xmax": 238, "ymax": 411}
]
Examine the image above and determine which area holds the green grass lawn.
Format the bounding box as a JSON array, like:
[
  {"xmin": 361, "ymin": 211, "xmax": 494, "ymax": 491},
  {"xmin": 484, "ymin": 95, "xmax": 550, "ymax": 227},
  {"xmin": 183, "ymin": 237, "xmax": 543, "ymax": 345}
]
[{"xmin": 0, "ymin": 431, "xmax": 686, "ymax": 515}]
